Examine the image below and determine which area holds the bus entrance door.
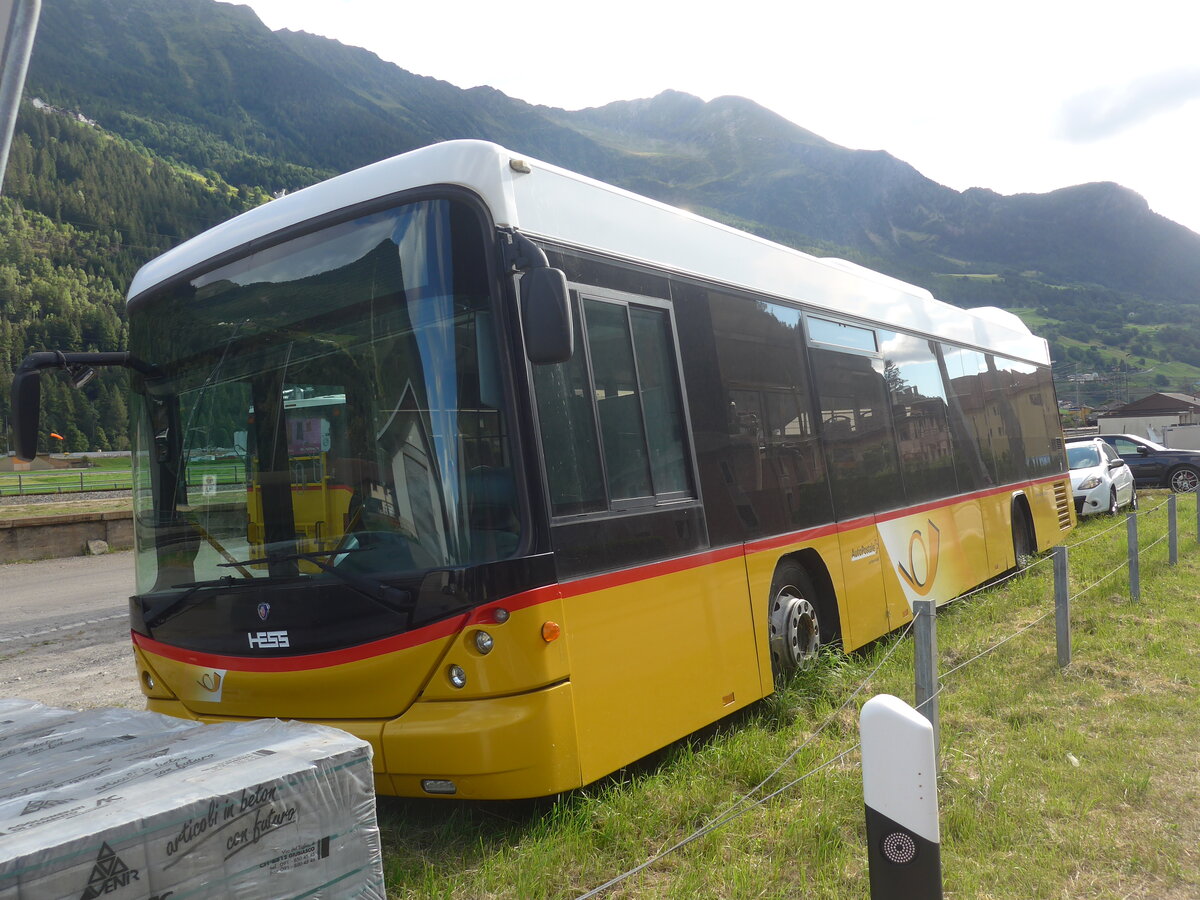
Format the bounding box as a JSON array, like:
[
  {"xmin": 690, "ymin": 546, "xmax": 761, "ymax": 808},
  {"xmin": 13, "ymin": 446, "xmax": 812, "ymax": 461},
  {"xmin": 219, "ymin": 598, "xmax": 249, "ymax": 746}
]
[{"xmin": 837, "ymin": 520, "xmax": 892, "ymax": 650}]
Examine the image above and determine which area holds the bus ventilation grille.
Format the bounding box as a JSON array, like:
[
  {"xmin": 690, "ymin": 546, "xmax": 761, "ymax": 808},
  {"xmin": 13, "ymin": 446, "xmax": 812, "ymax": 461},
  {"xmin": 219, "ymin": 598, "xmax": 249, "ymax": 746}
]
[{"xmin": 1054, "ymin": 481, "xmax": 1072, "ymax": 530}]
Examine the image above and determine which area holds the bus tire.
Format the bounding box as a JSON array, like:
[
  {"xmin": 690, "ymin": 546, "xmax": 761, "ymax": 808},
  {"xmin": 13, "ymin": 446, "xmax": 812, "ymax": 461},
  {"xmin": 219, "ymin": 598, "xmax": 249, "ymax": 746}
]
[
  {"xmin": 768, "ymin": 562, "xmax": 823, "ymax": 681},
  {"xmin": 1011, "ymin": 502, "xmax": 1035, "ymax": 569}
]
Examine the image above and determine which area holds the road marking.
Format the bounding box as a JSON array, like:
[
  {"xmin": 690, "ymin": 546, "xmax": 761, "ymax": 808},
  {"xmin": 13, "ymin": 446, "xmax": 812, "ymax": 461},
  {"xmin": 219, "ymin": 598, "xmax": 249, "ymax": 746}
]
[{"xmin": 0, "ymin": 612, "xmax": 127, "ymax": 643}]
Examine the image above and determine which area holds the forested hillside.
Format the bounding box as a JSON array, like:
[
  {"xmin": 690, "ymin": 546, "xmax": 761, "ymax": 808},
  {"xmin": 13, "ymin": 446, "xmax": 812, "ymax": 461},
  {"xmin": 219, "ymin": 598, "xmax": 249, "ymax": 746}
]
[
  {"xmin": 0, "ymin": 105, "xmax": 256, "ymax": 451},
  {"xmin": 2, "ymin": 0, "xmax": 1200, "ymax": 453}
]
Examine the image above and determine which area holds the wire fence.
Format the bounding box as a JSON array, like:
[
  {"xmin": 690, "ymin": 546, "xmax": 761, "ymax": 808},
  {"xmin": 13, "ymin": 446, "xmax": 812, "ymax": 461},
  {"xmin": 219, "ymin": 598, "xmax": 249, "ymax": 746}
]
[
  {"xmin": 2, "ymin": 462, "xmax": 1191, "ymax": 894},
  {"xmin": 0, "ymin": 465, "xmax": 245, "ymax": 497},
  {"xmin": 575, "ymin": 491, "xmax": 1196, "ymax": 898}
]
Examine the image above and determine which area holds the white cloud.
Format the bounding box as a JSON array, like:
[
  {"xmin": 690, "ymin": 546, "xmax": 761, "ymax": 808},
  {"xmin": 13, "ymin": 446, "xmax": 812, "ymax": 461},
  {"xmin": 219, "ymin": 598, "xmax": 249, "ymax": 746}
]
[{"xmin": 1060, "ymin": 68, "xmax": 1200, "ymax": 142}]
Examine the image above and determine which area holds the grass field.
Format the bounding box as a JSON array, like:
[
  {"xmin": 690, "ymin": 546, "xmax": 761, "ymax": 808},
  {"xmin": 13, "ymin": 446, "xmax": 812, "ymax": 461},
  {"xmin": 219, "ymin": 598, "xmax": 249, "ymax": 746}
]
[
  {"xmin": 0, "ymin": 495, "xmax": 133, "ymax": 517},
  {"xmin": 0, "ymin": 456, "xmax": 240, "ymax": 500},
  {"xmin": 374, "ymin": 494, "xmax": 1200, "ymax": 899},
  {"xmin": 4, "ymin": 485, "xmax": 1196, "ymax": 897}
]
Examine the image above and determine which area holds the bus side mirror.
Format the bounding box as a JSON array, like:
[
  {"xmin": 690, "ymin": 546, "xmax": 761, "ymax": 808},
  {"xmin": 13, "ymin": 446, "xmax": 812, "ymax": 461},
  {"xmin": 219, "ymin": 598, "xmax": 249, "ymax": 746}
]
[
  {"xmin": 10, "ymin": 364, "xmax": 41, "ymax": 462},
  {"xmin": 521, "ymin": 267, "xmax": 573, "ymax": 365},
  {"xmin": 10, "ymin": 350, "xmax": 144, "ymax": 461}
]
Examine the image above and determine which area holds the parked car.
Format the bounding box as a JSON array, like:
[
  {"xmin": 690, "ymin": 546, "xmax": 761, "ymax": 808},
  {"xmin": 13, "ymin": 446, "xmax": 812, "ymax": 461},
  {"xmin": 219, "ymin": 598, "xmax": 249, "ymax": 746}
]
[
  {"xmin": 1094, "ymin": 434, "xmax": 1200, "ymax": 493},
  {"xmin": 1066, "ymin": 438, "xmax": 1137, "ymax": 516}
]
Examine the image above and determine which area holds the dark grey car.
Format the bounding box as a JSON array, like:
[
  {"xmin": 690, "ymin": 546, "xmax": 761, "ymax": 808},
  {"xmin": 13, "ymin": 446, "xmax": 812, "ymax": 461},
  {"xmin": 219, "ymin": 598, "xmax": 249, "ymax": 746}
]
[{"xmin": 1094, "ymin": 434, "xmax": 1200, "ymax": 492}]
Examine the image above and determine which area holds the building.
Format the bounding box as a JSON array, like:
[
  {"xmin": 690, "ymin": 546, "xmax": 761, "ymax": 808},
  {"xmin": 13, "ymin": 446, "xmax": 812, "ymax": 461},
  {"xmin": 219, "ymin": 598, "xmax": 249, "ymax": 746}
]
[{"xmin": 1095, "ymin": 392, "xmax": 1200, "ymax": 447}]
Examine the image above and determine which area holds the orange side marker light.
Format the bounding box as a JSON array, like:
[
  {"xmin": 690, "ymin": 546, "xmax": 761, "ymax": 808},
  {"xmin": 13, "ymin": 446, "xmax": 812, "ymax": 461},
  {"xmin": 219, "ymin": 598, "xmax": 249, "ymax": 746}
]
[{"xmin": 541, "ymin": 621, "xmax": 561, "ymax": 642}]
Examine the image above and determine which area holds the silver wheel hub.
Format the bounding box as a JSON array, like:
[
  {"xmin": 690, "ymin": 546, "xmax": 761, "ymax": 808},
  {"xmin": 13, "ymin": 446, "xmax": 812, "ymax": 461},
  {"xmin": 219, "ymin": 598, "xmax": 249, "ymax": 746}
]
[
  {"xmin": 1172, "ymin": 469, "xmax": 1198, "ymax": 492},
  {"xmin": 769, "ymin": 587, "xmax": 819, "ymax": 672}
]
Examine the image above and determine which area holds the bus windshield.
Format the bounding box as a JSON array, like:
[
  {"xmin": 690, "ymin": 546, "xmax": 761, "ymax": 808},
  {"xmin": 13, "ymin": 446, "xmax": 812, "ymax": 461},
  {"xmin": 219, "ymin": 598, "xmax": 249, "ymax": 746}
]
[{"xmin": 128, "ymin": 197, "xmax": 518, "ymax": 597}]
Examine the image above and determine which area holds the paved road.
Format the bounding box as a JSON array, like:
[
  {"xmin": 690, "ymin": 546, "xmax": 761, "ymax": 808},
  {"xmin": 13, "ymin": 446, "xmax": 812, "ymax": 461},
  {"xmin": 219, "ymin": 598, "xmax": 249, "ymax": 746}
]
[{"xmin": 0, "ymin": 550, "xmax": 143, "ymax": 710}]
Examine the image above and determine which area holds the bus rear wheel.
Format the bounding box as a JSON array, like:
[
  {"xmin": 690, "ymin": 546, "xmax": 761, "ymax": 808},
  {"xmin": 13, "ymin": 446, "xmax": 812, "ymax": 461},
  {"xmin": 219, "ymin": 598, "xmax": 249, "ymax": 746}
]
[
  {"xmin": 1012, "ymin": 504, "xmax": 1035, "ymax": 570},
  {"xmin": 768, "ymin": 563, "xmax": 821, "ymax": 681}
]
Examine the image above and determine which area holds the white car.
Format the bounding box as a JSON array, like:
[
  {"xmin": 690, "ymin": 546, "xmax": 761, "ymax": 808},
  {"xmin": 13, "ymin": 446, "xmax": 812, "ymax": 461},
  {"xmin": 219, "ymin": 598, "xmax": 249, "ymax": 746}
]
[{"xmin": 1066, "ymin": 438, "xmax": 1137, "ymax": 516}]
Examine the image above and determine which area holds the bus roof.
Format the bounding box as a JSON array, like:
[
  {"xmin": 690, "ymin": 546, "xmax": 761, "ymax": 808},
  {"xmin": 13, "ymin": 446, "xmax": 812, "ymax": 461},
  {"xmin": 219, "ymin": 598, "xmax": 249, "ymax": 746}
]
[{"xmin": 128, "ymin": 140, "xmax": 1048, "ymax": 364}]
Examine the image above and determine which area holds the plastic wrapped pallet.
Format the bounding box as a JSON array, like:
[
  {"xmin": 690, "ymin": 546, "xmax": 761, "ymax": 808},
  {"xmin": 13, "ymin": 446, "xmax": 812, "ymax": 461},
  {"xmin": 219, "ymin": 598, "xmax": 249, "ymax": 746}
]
[{"xmin": 0, "ymin": 699, "xmax": 385, "ymax": 899}]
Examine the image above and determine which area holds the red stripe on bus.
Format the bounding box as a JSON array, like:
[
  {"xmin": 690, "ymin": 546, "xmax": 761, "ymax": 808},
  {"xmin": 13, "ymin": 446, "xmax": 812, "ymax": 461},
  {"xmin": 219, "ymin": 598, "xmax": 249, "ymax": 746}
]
[
  {"xmin": 744, "ymin": 474, "xmax": 1065, "ymax": 554},
  {"xmin": 555, "ymin": 545, "xmax": 746, "ymax": 597},
  {"xmin": 136, "ymin": 474, "xmax": 1065, "ymax": 672},
  {"xmin": 132, "ymin": 617, "xmax": 468, "ymax": 672},
  {"xmin": 133, "ymin": 582, "xmax": 566, "ymax": 672}
]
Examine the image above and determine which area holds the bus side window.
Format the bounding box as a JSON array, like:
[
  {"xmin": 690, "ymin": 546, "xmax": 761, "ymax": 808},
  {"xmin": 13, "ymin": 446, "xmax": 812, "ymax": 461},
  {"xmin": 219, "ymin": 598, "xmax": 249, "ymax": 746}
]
[
  {"xmin": 877, "ymin": 331, "xmax": 958, "ymax": 503},
  {"xmin": 532, "ymin": 296, "xmax": 607, "ymax": 516},
  {"xmin": 533, "ymin": 290, "xmax": 694, "ymax": 515},
  {"xmin": 586, "ymin": 298, "xmax": 654, "ymax": 500},
  {"xmin": 629, "ymin": 306, "xmax": 690, "ymax": 495},
  {"xmin": 810, "ymin": 346, "xmax": 904, "ymax": 519},
  {"xmin": 941, "ymin": 346, "xmax": 996, "ymax": 490}
]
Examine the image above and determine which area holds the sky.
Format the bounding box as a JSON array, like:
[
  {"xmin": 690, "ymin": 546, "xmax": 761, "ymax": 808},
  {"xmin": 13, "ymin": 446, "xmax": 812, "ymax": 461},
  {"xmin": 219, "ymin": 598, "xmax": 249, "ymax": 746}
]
[{"xmin": 221, "ymin": 0, "xmax": 1200, "ymax": 235}]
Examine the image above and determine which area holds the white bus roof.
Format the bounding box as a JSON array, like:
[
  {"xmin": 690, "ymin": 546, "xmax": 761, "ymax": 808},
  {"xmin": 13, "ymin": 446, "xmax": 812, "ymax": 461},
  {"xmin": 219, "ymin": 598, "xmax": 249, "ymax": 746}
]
[{"xmin": 128, "ymin": 140, "xmax": 1048, "ymax": 364}]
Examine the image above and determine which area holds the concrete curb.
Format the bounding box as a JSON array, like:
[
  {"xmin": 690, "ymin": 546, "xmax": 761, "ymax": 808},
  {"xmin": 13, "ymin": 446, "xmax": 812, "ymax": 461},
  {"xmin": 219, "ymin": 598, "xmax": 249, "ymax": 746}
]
[{"xmin": 0, "ymin": 510, "xmax": 133, "ymax": 564}]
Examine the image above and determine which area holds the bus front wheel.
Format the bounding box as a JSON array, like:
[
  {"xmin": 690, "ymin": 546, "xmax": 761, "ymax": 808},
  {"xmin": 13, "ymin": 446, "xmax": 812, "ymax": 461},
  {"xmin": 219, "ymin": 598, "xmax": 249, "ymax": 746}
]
[{"xmin": 768, "ymin": 563, "xmax": 821, "ymax": 681}]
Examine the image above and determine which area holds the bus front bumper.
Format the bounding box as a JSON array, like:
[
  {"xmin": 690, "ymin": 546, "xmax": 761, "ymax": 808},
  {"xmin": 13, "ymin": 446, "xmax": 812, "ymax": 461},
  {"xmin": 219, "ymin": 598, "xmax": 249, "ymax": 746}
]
[{"xmin": 147, "ymin": 680, "xmax": 582, "ymax": 800}]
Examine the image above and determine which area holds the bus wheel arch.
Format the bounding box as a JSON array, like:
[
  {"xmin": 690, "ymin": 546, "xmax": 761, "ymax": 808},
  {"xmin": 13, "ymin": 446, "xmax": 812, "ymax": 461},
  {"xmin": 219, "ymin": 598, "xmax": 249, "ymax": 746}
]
[
  {"xmin": 1011, "ymin": 493, "xmax": 1036, "ymax": 567},
  {"xmin": 767, "ymin": 551, "xmax": 840, "ymax": 682}
]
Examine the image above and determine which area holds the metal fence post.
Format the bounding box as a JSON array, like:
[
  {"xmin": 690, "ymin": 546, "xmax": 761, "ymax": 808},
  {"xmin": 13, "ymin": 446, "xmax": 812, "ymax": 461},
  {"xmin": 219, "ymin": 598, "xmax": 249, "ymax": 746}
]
[
  {"xmin": 1168, "ymin": 494, "xmax": 1178, "ymax": 566},
  {"xmin": 1127, "ymin": 512, "xmax": 1140, "ymax": 603},
  {"xmin": 913, "ymin": 599, "xmax": 939, "ymax": 760},
  {"xmin": 1053, "ymin": 545, "xmax": 1070, "ymax": 668}
]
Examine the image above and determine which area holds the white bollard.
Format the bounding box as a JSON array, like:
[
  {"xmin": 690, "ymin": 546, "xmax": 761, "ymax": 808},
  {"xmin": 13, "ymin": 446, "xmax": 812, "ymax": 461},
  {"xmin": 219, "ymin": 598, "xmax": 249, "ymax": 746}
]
[{"xmin": 860, "ymin": 694, "xmax": 943, "ymax": 899}]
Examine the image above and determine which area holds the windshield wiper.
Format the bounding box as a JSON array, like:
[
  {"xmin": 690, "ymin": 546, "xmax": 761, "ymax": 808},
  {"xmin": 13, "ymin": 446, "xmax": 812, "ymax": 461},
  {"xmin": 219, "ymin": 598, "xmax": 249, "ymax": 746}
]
[
  {"xmin": 218, "ymin": 549, "xmax": 416, "ymax": 618},
  {"xmin": 143, "ymin": 575, "xmax": 244, "ymax": 629}
]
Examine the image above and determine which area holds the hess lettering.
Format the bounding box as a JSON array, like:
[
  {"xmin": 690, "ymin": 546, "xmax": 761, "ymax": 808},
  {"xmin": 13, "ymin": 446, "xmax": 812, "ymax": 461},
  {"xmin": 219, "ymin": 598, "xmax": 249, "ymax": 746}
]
[{"xmin": 247, "ymin": 630, "xmax": 289, "ymax": 649}]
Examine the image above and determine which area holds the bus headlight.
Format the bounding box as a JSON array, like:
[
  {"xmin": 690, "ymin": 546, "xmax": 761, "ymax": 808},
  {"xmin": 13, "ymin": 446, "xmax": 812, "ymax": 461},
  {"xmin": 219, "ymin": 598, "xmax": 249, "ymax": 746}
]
[
  {"xmin": 473, "ymin": 630, "xmax": 494, "ymax": 654},
  {"xmin": 448, "ymin": 664, "xmax": 467, "ymax": 689}
]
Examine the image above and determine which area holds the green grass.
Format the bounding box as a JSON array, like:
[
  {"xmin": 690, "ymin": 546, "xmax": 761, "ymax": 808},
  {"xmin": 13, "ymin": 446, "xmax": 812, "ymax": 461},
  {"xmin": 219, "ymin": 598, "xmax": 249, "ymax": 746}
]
[
  {"xmin": 376, "ymin": 493, "xmax": 1200, "ymax": 898},
  {"xmin": 0, "ymin": 457, "xmax": 243, "ymax": 498},
  {"xmin": 1008, "ymin": 307, "xmax": 1200, "ymax": 389},
  {"xmin": 4, "ymin": 486, "xmax": 1194, "ymax": 895},
  {"xmin": 0, "ymin": 495, "xmax": 132, "ymax": 518},
  {"xmin": 938, "ymin": 272, "xmax": 1004, "ymax": 282},
  {"xmin": 0, "ymin": 468, "xmax": 133, "ymax": 495}
]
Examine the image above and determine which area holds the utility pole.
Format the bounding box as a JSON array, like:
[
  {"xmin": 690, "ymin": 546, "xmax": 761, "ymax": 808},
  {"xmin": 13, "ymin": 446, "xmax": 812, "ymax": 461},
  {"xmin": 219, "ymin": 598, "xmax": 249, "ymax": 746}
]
[{"xmin": 0, "ymin": 0, "xmax": 41, "ymax": 191}]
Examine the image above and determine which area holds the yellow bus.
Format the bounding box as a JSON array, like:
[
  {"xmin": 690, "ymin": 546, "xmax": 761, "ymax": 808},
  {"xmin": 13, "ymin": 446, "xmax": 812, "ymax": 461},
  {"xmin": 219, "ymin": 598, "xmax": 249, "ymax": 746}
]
[
  {"xmin": 12, "ymin": 141, "xmax": 1073, "ymax": 799},
  {"xmin": 242, "ymin": 389, "xmax": 357, "ymax": 569}
]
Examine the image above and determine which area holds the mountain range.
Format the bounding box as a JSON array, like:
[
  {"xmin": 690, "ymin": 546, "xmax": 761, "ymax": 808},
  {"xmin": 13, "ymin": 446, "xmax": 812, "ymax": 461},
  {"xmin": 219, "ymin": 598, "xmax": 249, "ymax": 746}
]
[{"xmin": 2, "ymin": 0, "xmax": 1199, "ymax": 454}]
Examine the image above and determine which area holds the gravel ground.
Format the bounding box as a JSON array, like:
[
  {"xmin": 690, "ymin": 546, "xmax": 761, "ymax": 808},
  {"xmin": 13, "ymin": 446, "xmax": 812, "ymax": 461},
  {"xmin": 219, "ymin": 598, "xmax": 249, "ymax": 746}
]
[
  {"xmin": 0, "ymin": 488, "xmax": 133, "ymax": 505},
  {"xmin": 0, "ymin": 551, "xmax": 142, "ymax": 710}
]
